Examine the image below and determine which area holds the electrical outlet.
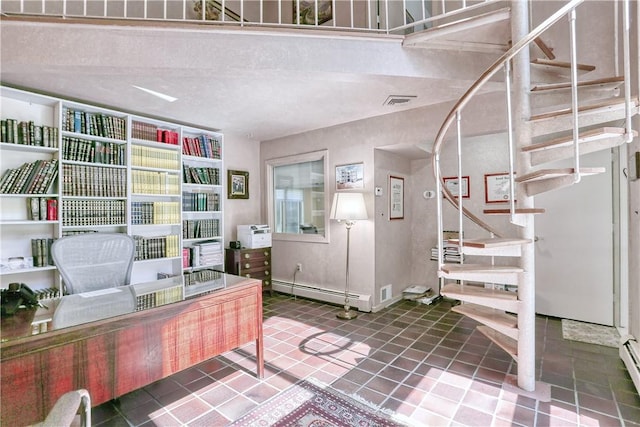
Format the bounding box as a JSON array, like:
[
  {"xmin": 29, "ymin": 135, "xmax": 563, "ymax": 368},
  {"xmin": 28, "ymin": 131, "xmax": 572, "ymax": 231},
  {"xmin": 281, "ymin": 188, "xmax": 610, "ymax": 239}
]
[{"xmin": 296, "ymin": 263, "xmax": 302, "ymax": 272}]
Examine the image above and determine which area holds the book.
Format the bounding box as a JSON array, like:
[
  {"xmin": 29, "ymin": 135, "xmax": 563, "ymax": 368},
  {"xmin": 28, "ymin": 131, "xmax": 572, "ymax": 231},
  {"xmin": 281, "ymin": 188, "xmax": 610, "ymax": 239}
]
[{"xmin": 26, "ymin": 197, "xmax": 40, "ymax": 220}]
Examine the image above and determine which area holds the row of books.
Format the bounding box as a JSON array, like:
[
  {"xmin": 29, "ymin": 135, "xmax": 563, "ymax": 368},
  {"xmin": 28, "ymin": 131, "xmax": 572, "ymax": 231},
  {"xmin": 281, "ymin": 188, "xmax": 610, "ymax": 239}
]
[
  {"xmin": 27, "ymin": 197, "xmax": 58, "ymax": 221},
  {"xmin": 0, "ymin": 159, "xmax": 59, "ymax": 194},
  {"xmin": 182, "ymin": 191, "xmax": 220, "ymax": 212},
  {"xmin": 182, "ymin": 240, "xmax": 223, "ymax": 268},
  {"xmin": 31, "ymin": 238, "xmax": 56, "ymax": 267},
  {"xmin": 131, "ymin": 120, "xmax": 179, "ymax": 145},
  {"xmin": 63, "ymin": 107, "xmax": 127, "ymax": 140},
  {"xmin": 133, "ymin": 234, "xmax": 180, "ymax": 261},
  {"xmin": 131, "ymin": 145, "xmax": 180, "ymax": 170},
  {"xmin": 1, "ymin": 119, "xmax": 59, "ymax": 147},
  {"xmin": 182, "ymin": 135, "xmax": 221, "ymax": 159},
  {"xmin": 183, "ymin": 219, "xmax": 220, "ymax": 239},
  {"xmin": 131, "ymin": 201, "xmax": 181, "ymax": 225},
  {"xmin": 183, "ymin": 165, "xmax": 220, "ymax": 185},
  {"xmin": 61, "ymin": 199, "xmax": 126, "ymax": 226},
  {"xmin": 62, "ymin": 136, "xmax": 126, "ymax": 165},
  {"xmin": 183, "ymin": 269, "xmax": 223, "ymax": 286},
  {"xmin": 135, "ymin": 285, "xmax": 183, "ymax": 311},
  {"xmin": 62, "ymin": 164, "xmax": 127, "ymax": 197},
  {"xmin": 131, "ymin": 170, "xmax": 181, "ymax": 195}
]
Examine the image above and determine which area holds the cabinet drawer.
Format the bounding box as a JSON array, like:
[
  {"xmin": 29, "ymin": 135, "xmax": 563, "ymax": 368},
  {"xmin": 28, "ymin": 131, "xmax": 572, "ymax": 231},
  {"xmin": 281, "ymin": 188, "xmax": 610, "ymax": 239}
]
[
  {"xmin": 240, "ymin": 259, "xmax": 270, "ymax": 270},
  {"xmin": 240, "ymin": 270, "xmax": 270, "ymax": 281},
  {"xmin": 239, "ymin": 249, "xmax": 270, "ymax": 261}
]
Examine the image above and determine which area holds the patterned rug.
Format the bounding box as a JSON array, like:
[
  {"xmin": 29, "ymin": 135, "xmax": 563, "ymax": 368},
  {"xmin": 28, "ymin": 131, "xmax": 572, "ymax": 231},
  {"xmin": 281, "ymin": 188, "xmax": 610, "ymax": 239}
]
[
  {"xmin": 562, "ymin": 319, "xmax": 620, "ymax": 348},
  {"xmin": 229, "ymin": 379, "xmax": 407, "ymax": 426}
]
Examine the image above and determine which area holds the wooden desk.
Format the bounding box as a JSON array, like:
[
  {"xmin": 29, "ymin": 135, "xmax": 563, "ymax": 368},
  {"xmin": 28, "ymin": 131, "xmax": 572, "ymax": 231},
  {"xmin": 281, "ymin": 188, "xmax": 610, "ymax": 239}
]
[{"xmin": 0, "ymin": 275, "xmax": 263, "ymax": 427}]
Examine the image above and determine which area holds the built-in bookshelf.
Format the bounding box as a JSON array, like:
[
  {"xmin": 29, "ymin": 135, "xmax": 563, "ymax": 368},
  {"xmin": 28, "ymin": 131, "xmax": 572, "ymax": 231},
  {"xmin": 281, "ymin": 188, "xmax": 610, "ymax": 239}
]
[{"xmin": 1, "ymin": 86, "xmax": 224, "ymax": 301}]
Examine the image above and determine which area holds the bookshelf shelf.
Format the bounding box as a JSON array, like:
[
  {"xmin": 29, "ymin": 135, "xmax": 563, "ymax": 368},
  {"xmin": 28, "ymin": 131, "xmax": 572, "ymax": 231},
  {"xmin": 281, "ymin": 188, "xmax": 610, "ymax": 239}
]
[
  {"xmin": 0, "ymin": 265, "xmax": 57, "ymax": 276},
  {"xmin": 2, "ymin": 86, "xmax": 224, "ymax": 298}
]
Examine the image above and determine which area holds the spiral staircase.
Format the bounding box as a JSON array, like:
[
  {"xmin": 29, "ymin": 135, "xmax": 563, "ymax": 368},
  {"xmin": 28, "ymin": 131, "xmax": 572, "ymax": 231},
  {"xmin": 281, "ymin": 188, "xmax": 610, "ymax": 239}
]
[{"xmin": 404, "ymin": 0, "xmax": 638, "ymax": 392}]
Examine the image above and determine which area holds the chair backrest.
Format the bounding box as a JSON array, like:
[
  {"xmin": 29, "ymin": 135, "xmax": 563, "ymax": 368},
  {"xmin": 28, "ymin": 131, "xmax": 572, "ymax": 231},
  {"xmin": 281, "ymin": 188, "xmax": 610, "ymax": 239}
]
[{"xmin": 51, "ymin": 233, "xmax": 135, "ymax": 295}]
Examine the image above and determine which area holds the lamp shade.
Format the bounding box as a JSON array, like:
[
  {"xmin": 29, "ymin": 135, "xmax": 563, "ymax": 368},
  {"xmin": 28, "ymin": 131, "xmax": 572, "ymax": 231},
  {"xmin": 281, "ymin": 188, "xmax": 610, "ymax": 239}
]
[{"xmin": 330, "ymin": 193, "xmax": 368, "ymax": 221}]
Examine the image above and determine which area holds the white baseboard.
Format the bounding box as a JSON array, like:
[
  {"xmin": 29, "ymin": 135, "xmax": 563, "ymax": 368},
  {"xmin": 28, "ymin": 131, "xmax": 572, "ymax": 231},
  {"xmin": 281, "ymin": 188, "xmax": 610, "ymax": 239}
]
[{"xmin": 272, "ymin": 280, "xmax": 372, "ymax": 312}]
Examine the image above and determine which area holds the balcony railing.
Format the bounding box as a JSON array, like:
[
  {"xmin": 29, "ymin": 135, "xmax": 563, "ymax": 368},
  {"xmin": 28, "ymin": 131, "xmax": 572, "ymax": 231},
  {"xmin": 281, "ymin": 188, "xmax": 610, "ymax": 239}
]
[{"xmin": 1, "ymin": 0, "xmax": 501, "ymax": 35}]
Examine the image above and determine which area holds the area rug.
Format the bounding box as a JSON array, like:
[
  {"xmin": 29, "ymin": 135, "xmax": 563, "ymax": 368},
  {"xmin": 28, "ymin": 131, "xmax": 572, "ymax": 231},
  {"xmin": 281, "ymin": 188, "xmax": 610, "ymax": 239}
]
[
  {"xmin": 561, "ymin": 319, "xmax": 620, "ymax": 348},
  {"xmin": 229, "ymin": 379, "xmax": 407, "ymax": 426}
]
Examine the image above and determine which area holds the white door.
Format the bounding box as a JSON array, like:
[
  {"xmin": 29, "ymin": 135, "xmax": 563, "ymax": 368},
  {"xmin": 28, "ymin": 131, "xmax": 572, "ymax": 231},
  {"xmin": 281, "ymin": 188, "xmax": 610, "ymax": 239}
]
[{"xmin": 534, "ymin": 150, "xmax": 614, "ymax": 325}]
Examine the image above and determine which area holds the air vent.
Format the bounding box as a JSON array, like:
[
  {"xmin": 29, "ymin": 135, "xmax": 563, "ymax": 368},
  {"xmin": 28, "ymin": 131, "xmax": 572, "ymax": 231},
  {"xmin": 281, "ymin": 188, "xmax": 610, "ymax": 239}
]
[{"xmin": 384, "ymin": 95, "xmax": 417, "ymax": 106}]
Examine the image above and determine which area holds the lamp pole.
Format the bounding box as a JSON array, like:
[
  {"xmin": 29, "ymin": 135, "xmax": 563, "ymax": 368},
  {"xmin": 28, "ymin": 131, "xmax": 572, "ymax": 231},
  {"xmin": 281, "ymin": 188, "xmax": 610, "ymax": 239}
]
[{"xmin": 337, "ymin": 219, "xmax": 357, "ymax": 320}]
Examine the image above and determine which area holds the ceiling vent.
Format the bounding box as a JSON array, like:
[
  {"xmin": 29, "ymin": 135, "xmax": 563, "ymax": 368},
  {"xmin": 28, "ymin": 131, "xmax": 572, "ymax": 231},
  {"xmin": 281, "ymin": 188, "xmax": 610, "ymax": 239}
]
[{"xmin": 384, "ymin": 95, "xmax": 417, "ymax": 106}]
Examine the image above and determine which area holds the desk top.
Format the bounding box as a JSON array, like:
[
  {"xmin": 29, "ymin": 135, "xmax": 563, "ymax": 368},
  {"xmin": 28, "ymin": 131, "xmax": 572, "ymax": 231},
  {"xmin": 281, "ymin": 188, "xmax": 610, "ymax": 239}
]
[{"xmin": 1, "ymin": 273, "xmax": 253, "ymax": 344}]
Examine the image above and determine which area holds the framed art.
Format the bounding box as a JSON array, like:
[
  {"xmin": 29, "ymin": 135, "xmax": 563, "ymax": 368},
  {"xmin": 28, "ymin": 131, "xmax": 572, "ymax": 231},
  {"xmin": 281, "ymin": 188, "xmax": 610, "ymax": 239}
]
[
  {"xmin": 228, "ymin": 170, "xmax": 249, "ymax": 199},
  {"xmin": 443, "ymin": 176, "xmax": 470, "ymax": 198},
  {"xmin": 485, "ymin": 172, "xmax": 513, "ymax": 203},
  {"xmin": 389, "ymin": 175, "xmax": 404, "ymax": 220},
  {"xmin": 336, "ymin": 162, "xmax": 364, "ymax": 190},
  {"xmin": 294, "ymin": 0, "xmax": 332, "ymax": 25}
]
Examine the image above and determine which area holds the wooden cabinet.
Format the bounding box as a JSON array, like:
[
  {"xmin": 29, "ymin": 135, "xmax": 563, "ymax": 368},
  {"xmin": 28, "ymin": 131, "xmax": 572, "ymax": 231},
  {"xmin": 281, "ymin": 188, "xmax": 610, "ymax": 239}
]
[
  {"xmin": 226, "ymin": 247, "xmax": 272, "ymax": 295},
  {"xmin": 0, "ymin": 275, "xmax": 263, "ymax": 426}
]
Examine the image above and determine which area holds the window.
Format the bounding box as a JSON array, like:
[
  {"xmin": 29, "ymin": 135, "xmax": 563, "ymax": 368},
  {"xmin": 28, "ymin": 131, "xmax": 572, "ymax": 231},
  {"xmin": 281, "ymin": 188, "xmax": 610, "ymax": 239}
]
[{"xmin": 266, "ymin": 150, "xmax": 329, "ymax": 242}]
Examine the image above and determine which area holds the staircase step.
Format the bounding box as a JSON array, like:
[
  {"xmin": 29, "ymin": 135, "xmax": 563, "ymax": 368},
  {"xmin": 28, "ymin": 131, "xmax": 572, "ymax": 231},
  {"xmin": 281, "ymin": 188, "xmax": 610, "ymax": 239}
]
[
  {"xmin": 440, "ymin": 264, "xmax": 522, "ymax": 285},
  {"xmin": 477, "ymin": 325, "xmax": 518, "ymax": 361},
  {"xmin": 442, "ymin": 283, "xmax": 519, "ymax": 313},
  {"xmin": 533, "ymin": 37, "xmax": 555, "ymax": 60},
  {"xmin": 403, "ymin": 7, "xmax": 511, "ymax": 53},
  {"xmin": 529, "ymin": 97, "xmax": 639, "ymax": 137},
  {"xmin": 447, "ymin": 237, "xmax": 531, "ymax": 257},
  {"xmin": 530, "ymin": 76, "xmax": 624, "ymax": 93},
  {"xmin": 483, "ymin": 208, "xmax": 546, "ymax": 215},
  {"xmin": 530, "ymin": 58, "xmax": 596, "ymax": 83},
  {"xmin": 517, "ymin": 167, "xmax": 606, "ymax": 196},
  {"xmin": 453, "ymin": 303, "xmax": 519, "ymax": 340},
  {"xmin": 526, "ymin": 128, "xmax": 636, "ymax": 166}
]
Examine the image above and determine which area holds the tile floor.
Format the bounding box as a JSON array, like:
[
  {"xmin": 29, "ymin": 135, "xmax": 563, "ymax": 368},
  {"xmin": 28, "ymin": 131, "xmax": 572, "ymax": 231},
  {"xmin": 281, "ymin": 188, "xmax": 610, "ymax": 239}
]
[{"xmin": 93, "ymin": 294, "xmax": 640, "ymax": 426}]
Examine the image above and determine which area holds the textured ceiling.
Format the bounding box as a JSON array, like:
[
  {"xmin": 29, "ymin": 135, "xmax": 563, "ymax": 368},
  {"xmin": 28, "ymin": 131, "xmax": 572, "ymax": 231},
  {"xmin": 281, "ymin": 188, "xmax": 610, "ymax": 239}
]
[{"xmin": 0, "ymin": 19, "xmax": 502, "ymax": 148}]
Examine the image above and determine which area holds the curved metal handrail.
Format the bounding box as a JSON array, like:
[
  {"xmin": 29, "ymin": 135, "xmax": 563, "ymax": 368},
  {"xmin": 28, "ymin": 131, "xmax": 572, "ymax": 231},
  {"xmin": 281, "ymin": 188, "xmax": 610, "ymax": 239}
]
[{"xmin": 430, "ymin": 0, "xmax": 585, "ymax": 238}]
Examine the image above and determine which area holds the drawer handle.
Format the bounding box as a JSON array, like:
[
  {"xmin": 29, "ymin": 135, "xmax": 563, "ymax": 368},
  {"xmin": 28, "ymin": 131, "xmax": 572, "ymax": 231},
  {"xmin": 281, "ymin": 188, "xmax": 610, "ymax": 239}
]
[
  {"xmin": 244, "ymin": 253, "xmax": 251, "ymax": 259},
  {"xmin": 263, "ymin": 251, "xmax": 269, "ymax": 256},
  {"xmin": 264, "ymin": 280, "xmax": 271, "ymax": 285},
  {"xmin": 264, "ymin": 261, "xmax": 269, "ymax": 266},
  {"xmin": 244, "ymin": 263, "xmax": 251, "ymax": 269},
  {"xmin": 265, "ymin": 271, "xmax": 270, "ymax": 276}
]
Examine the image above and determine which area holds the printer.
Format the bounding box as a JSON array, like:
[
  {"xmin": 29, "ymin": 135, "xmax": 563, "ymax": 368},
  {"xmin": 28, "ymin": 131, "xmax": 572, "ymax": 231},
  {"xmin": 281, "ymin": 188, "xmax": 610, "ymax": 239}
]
[{"xmin": 237, "ymin": 225, "xmax": 272, "ymax": 249}]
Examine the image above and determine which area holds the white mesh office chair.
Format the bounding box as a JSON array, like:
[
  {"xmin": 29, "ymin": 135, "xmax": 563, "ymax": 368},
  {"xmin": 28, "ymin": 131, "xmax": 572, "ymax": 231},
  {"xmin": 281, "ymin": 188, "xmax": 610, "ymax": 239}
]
[
  {"xmin": 29, "ymin": 389, "xmax": 91, "ymax": 427},
  {"xmin": 51, "ymin": 233, "xmax": 135, "ymax": 295}
]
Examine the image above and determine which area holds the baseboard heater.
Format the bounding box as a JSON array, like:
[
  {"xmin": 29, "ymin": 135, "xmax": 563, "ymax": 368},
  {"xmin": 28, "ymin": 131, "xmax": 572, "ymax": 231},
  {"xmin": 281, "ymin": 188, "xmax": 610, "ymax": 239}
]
[
  {"xmin": 272, "ymin": 280, "xmax": 372, "ymax": 312},
  {"xmin": 620, "ymin": 335, "xmax": 640, "ymax": 394}
]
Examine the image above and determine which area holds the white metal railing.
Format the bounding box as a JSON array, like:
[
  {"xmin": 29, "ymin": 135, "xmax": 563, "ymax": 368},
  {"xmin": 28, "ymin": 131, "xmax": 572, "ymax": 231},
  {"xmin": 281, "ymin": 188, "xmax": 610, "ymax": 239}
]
[{"xmin": 0, "ymin": 0, "xmax": 498, "ymax": 35}]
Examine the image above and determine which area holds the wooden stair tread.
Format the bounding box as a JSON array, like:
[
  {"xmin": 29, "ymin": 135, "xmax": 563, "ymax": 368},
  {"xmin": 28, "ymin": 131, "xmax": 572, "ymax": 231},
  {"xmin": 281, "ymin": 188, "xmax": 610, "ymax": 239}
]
[
  {"xmin": 530, "ymin": 76, "xmax": 624, "ymax": 93},
  {"xmin": 522, "ymin": 127, "xmax": 633, "ymax": 152},
  {"xmin": 477, "ymin": 325, "xmax": 518, "ymax": 361},
  {"xmin": 442, "ymin": 283, "xmax": 518, "ymax": 302},
  {"xmin": 453, "ymin": 303, "xmax": 519, "ymax": 340},
  {"xmin": 530, "ymin": 96, "xmax": 638, "ymax": 122},
  {"xmin": 441, "ymin": 264, "xmax": 523, "ymax": 274},
  {"xmin": 516, "ymin": 167, "xmax": 606, "ymax": 183},
  {"xmin": 484, "ymin": 208, "xmax": 546, "ymax": 215},
  {"xmin": 530, "ymin": 58, "xmax": 596, "ymax": 72},
  {"xmin": 533, "ymin": 37, "xmax": 555, "ymax": 60},
  {"xmin": 447, "ymin": 237, "xmax": 531, "ymax": 248}
]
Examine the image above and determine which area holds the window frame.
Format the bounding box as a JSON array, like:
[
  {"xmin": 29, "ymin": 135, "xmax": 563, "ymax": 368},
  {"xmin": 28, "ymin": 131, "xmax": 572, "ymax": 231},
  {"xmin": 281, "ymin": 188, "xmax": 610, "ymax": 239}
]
[{"xmin": 266, "ymin": 149, "xmax": 330, "ymax": 243}]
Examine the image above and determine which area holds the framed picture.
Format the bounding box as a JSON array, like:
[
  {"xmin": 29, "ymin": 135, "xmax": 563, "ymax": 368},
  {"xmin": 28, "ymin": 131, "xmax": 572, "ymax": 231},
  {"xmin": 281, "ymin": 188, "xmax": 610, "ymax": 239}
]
[
  {"xmin": 389, "ymin": 175, "xmax": 404, "ymax": 220},
  {"xmin": 336, "ymin": 162, "xmax": 364, "ymax": 190},
  {"xmin": 443, "ymin": 176, "xmax": 470, "ymax": 199},
  {"xmin": 227, "ymin": 170, "xmax": 249, "ymax": 199},
  {"xmin": 294, "ymin": 0, "xmax": 332, "ymax": 25},
  {"xmin": 485, "ymin": 172, "xmax": 513, "ymax": 203}
]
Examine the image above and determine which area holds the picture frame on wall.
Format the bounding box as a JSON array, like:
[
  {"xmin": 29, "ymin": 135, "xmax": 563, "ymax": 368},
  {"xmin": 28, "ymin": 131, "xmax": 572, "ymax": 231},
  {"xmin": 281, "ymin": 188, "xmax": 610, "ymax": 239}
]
[
  {"xmin": 389, "ymin": 175, "xmax": 404, "ymax": 220},
  {"xmin": 227, "ymin": 170, "xmax": 249, "ymax": 199},
  {"xmin": 484, "ymin": 172, "xmax": 513, "ymax": 203},
  {"xmin": 336, "ymin": 162, "xmax": 364, "ymax": 190},
  {"xmin": 443, "ymin": 176, "xmax": 470, "ymax": 199}
]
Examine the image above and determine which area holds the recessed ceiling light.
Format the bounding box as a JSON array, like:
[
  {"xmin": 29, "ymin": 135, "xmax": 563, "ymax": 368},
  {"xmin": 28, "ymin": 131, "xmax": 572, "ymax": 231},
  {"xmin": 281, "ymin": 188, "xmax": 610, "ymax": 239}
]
[{"xmin": 132, "ymin": 85, "xmax": 178, "ymax": 102}]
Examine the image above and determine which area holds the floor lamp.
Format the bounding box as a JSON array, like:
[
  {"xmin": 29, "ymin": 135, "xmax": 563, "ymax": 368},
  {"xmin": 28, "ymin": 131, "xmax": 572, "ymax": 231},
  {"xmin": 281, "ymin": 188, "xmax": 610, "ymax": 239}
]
[{"xmin": 330, "ymin": 192, "xmax": 368, "ymax": 320}]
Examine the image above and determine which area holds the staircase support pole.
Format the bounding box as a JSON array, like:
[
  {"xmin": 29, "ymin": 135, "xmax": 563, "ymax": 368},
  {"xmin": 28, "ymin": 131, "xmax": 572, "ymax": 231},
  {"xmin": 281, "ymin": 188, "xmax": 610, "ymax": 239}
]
[{"xmin": 511, "ymin": 0, "xmax": 536, "ymax": 393}]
